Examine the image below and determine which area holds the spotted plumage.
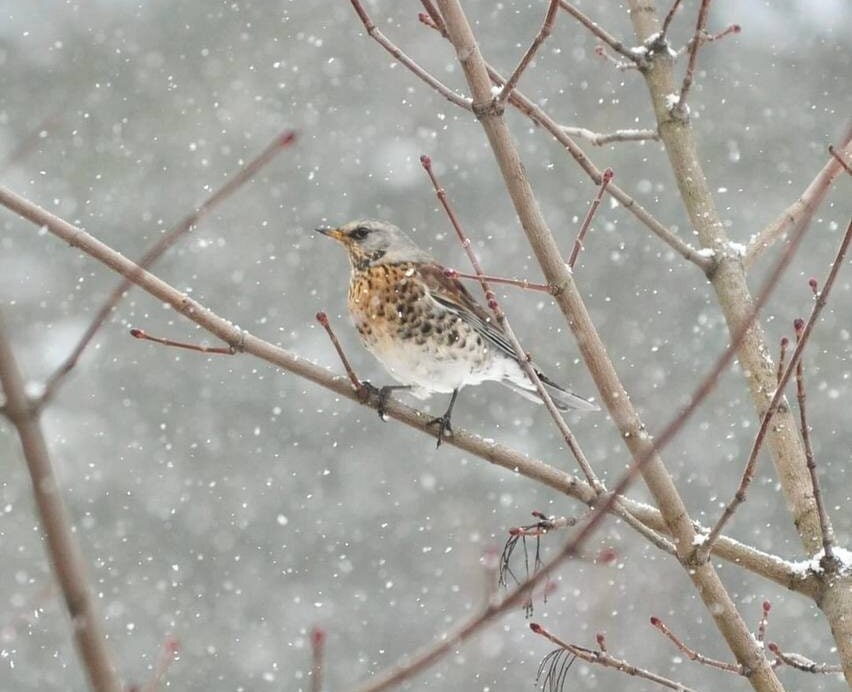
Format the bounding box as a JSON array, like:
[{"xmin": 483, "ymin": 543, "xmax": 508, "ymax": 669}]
[{"xmin": 316, "ymin": 219, "xmax": 598, "ymax": 445}]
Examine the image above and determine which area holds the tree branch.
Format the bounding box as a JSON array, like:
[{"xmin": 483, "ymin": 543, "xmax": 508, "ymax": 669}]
[{"xmin": 0, "ymin": 315, "xmax": 121, "ymax": 692}]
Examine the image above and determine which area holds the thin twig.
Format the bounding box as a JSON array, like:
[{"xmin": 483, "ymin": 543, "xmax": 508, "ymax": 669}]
[
  {"xmin": 140, "ymin": 635, "xmax": 180, "ymax": 692},
  {"xmin": 756, "ymin": 601, "xmax": 771, "ymax": 643},
  {"xmin": 568, "ymin": 168, "xmax": 613, "ymax": 269},
  {"xmin": 794, "ymin": 309, "xmax": 836, "ymax": 566},
  {"xmin": 776, "ymin": 337, "xmax": 789, "ymax": 384},
  {"xmin": 829, "ymin": 143, "xmax": 852, "ymax": 175},
  {"xmin": 650, "ymin": 616, "xmax": 744, "ymax": 674},
  {"xmin": 702, "ymin": 218, "xmax": 852, "ymax": 554},
  {"xmin": 745, "ymin": 129, "xmax": 852, "ymax": 267},
  {"xmin": 672, "ymin": 0, "xmax": 712, "ymax": 120},
  {"xmin": 0, "ymin": 186, "xmax": 818, "ymax": 602},
  {"xmin": 556, "ymin": 1, "xmax": 642, "ymax": 64},
  {"xmin": 315, "ymin": 312, "xmax": 362, "ymax": 390},
  {"xmin": 443, "ymin": 268, "xmax": 551, "ymax": 293},
  {"xmin": 660, "ymin": 0, "xmax": 684, "ymax": 40},
  {"xmin": 418, "ymin": 19, "xmax": 710, "ymax": 270},
  {"xmin": 310, "ymin": 627, "xmax": 326, "ymax": 692},
  {"xmin": 767, "ymin": 642, "xmax": 842, "ymax": 674},
  {"xmin": 495, "ymin": 0, "xmax": 559, "ymax": 107},
  {"xmin": 594, "ymin": 44, "xmax": 639, "ymax": 71},
  {"xmin": 349, "ymin": 0, "xmax": 471, "ymax": 110},
  {"xmin": 37, "ymin": 129, "xmax": 297, "ymax": 408},
  {"xmin": 532, "ymin": 622, "xmax": 699, "ymax": 691},
  {"xmin": 129, "ymin": 328, "xmax": 235, "ymax": 355},
  {"xmin": 421, "ymin": 154, "xmax": 602, "ymax": 490},
  {"xmin": 419, "ymin": 0, "xmax": 447, "ymax": 36},
  {"xmin": 560, "ymin": 125, "xmax": 659, "ymax": 146},
  {"xmin": 0, "ymin": 315, "xmax": 121, "ymax": 692}
]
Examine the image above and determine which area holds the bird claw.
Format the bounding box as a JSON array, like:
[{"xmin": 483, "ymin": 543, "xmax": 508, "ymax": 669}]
[
  {"xmin": 359, "ymin": 382, "xmax": 405, "ymax": 422},
  {"xmin": 426, "ymin": 413, "xmax": 453, "ymax": 448}
]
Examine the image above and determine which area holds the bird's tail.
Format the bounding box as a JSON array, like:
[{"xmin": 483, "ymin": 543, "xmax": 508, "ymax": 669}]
[{"xmin": 502, "ymin": 371, "xmax": 599, "ymax": 412}]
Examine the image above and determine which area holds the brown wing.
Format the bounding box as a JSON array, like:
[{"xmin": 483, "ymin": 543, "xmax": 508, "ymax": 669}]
[{"xmin": 417, "ymin": 263, "xmax": 519, "ymax": 359}]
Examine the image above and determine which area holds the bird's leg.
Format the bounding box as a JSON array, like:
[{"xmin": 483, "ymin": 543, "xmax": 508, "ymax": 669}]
[
  {"xmin": 359, "ymin": 382, "xmax": 411, "ymax": 421},
  {"xmin": 427, "ymin": 388, "xmax": 460, "ymax": 448}
]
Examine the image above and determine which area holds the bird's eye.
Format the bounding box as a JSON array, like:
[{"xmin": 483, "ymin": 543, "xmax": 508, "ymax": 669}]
[{"xmin": 350, "ymin": 226, "xmax": 370, "ymax": 240}]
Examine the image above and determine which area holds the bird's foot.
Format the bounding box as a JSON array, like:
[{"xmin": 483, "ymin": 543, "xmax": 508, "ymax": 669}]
[
  {"xmin": 358, "ymin": 382, "xmax": 409, "ymax": 421},
  {"xmin": 426, "ymin": 412, "xmax": 453, "ymax": 448}
]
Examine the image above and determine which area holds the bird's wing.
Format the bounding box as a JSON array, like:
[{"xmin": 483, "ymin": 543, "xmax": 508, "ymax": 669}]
[{"xmin": 417, "ymin": 263, "xmax": 519, "ymax": 359}]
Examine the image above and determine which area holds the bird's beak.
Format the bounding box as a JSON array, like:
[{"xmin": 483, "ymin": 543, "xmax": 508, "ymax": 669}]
[{"xmin": 315, "ymin": 225, "xmax": 347, "ymax": 243}]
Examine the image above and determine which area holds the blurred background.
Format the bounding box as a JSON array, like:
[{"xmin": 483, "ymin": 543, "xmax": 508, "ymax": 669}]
[{"xmin": 0, "ymin": 1, "xmax": 850, "ymax": 689}]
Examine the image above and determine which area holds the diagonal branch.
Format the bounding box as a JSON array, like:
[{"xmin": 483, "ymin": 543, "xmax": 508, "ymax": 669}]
[
  {"xmin": 37, "ymin": 129, "xmax": 296, "ymax": 408},
  {"xmin": 0, "ymin": 184, "xmax": 816, "ymax": 598},
  {"xmin": 556, "ymin": 1, "xmax": 642, "ymax": 65},
  {"xmin": 745, "ymin": 130, "xmax": 852, "ymax": 267},
  {"xmin": 671, "ymin": 0, "xmax": 712, "ymax": 121},
  {"xmin": 350, "ymin": 0, "xmax": 471, "ymax": 110},
  {"xmin": 0, "ymin": 316, "xmax": 121, "ymax": 692},
  {"xmin": 416, "ymin": 18, "xmax": 711, "ymax": 271},
  {"xmin": 432, "ymin": 1, "xmax": 783, "ymax": 688},
  {"xmin": 495, "ymin": 0, "xmax": 559, "ymax": 108}
]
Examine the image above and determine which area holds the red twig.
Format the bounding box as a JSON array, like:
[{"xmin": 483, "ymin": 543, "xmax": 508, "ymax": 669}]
[
  {"xmin": 672, "ymin": 0, "xmax": 712, "ymax": 120},
  {"xmin": 315, "ymin": 312, "xmax": 362, "ymax": 390},
  {"xmin": 350, "ymin": 0, "xmax": 471, "ymax": 110},
  {"xmin": 39, "ymin": 129, "xmax": 297, "ymax": 408},
  {"xmin": 129, "ymin": 328, "xmax": 235, "ymax": 355},
  {"xmin": 532, "ymin": 622, "xmax": 698, "ymax": 691},
  {"xmin": 568, "ymin": 168, "xmax": 613, "ymax": 269},
  {"xmin": 443, "ymin": 267, "xmax": 551, "ymax": 293},
  {"xmin": 557, "ymin": 1, "xmax": 641, "ymax": 65},
  {"xmin": 776, "ymin": 337, "xmax": 789, "ymax": 384},
  {"xmin": 660, "ymin": 0, "xmax": 684, "ymax": 40},
  {"xmin": 767, "ymin": 642, "xmax": 842, "ymax": 674},
  {"xmin": 495, "ymin": 0, "xmax": 559, "ymax": 107},
  {"xmin": 310, "ymin": 627, "xmax": 326, "ymax": 692},
  {"xmin": 650, "ymin": 616, "xmax": 744, "ymax": 674},
  {"xmin": 756, "ymin": 600, "xmax": 771, "ymax": 643},
  {"xmin": 794, "ymin": 310, "xmax": 836, "ymax": 566},
  {"xmin": 140, "ymin": 635, "xmax": 181, "ymax": 692},
  {"xmin": 419, "ymin": 0, "xmax": 447, "ymax": 37},
  {"xmin": 702, "ymin": 218, "xmax": 852, "ymax": 554},
  {"xmin": 420, "ymin": 154, "xmax": 602, "ymax": 489}
]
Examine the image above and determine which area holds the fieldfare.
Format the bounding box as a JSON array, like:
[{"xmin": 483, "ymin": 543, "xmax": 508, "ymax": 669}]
[{"xmin": 316, "ymin": 219, "xmax": 598, "ymax": 446}]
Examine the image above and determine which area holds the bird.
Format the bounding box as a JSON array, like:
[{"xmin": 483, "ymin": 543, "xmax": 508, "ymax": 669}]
[{"xmin": 316, "ymin": 219, "xmax": 598, "ymax": 446}]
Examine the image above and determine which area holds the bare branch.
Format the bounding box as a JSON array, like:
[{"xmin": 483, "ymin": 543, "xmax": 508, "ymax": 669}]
[
  {"xmin": 315, "ymin": 312, "xmax": 362, "ymax": 391},
  {"xmin": 495, "ymin": 0, "xmax": 559, "ymax": 107},
  {"xmin": 756, "ymin": 600, "xmax": 771, "ymax": 643},
  {"xmin": 650, "ymin": 616, "xmax": 744, "ymax": 674},
  {"xmin": 421, "ymin": 154, "xmax": 603, "ymax": 489},
  {"xmin": 556, "ymin": 1, "xmax": 642, "ymax": 65},
  {"xmin": 745, "ymin": 131, "xmax": 852, "ymax": 267},
  {"xmin": 660, "ymin": 0, "xmax": 685, "ymax": 40},
  {"xmin": 532, "ymin": 622, "xmax": 699, "ymax": 691},
  {"xmin": 310, "ymin": 627, "xmax": 326, "ymax": 692},
  {"xmin": 794, "ymin": 304, "xmax": 836, "ymax": 566},
  {"xmin": 767, "ymin": 642, "xmax": 842, "ymax": 675},
  {"xmin": 416, "ymin": 22, "xmax": 710, "ymax": 271},
  {"xmin": 702, "ymin": 219, "xmax": 851, "ymax": 554},
  {"xmin": 443, "ymin": 267, "xmax": 551, "ymax": 293},
  {"xmin": 0, "ymin": 185, "xmax": 818, "ymax": 592},
  {"xmin": 129, "ymin": 328, "xmax": 235, "ymax": 355},
  {"xmin": 140, "ymin": 635, "xmax": 180, "ymax": 692},
  {"xmin": 0, "ymin": 315, "xmax": 121, "ymax": 692},
  {"xmin": 568, "ymin": 168, "xmax": 613, "ymax": 269},
  {"xmin": 560, "ymin": 125, "xmax": 659, "ymax": 146},
  {"xmin": 37, "ymin": 129, "xmax": 296, "ymax": 408},
  {"xmin": 671, "ymin": 0, "xmax": 712, "ymax": 121},
  {"xmin": 349, "ymin": 0, "xmax": 471, "ymax": 110}
]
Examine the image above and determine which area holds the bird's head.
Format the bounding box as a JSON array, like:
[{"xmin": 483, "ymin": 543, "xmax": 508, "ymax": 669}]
[{"xmin": 315, "ymin": 219, "xmax": 431, "ymax": 269}]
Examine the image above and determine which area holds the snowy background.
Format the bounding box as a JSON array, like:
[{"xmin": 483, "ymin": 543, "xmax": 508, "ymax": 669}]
[{"xmin": 1, "ymin": 0, "xmax": 850, "ymax": 690}]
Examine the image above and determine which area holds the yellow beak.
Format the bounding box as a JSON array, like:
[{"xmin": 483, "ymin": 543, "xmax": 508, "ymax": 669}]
[{"xmin": 315, "ymin": 226, "xmax": 348, "ymax": 243}]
